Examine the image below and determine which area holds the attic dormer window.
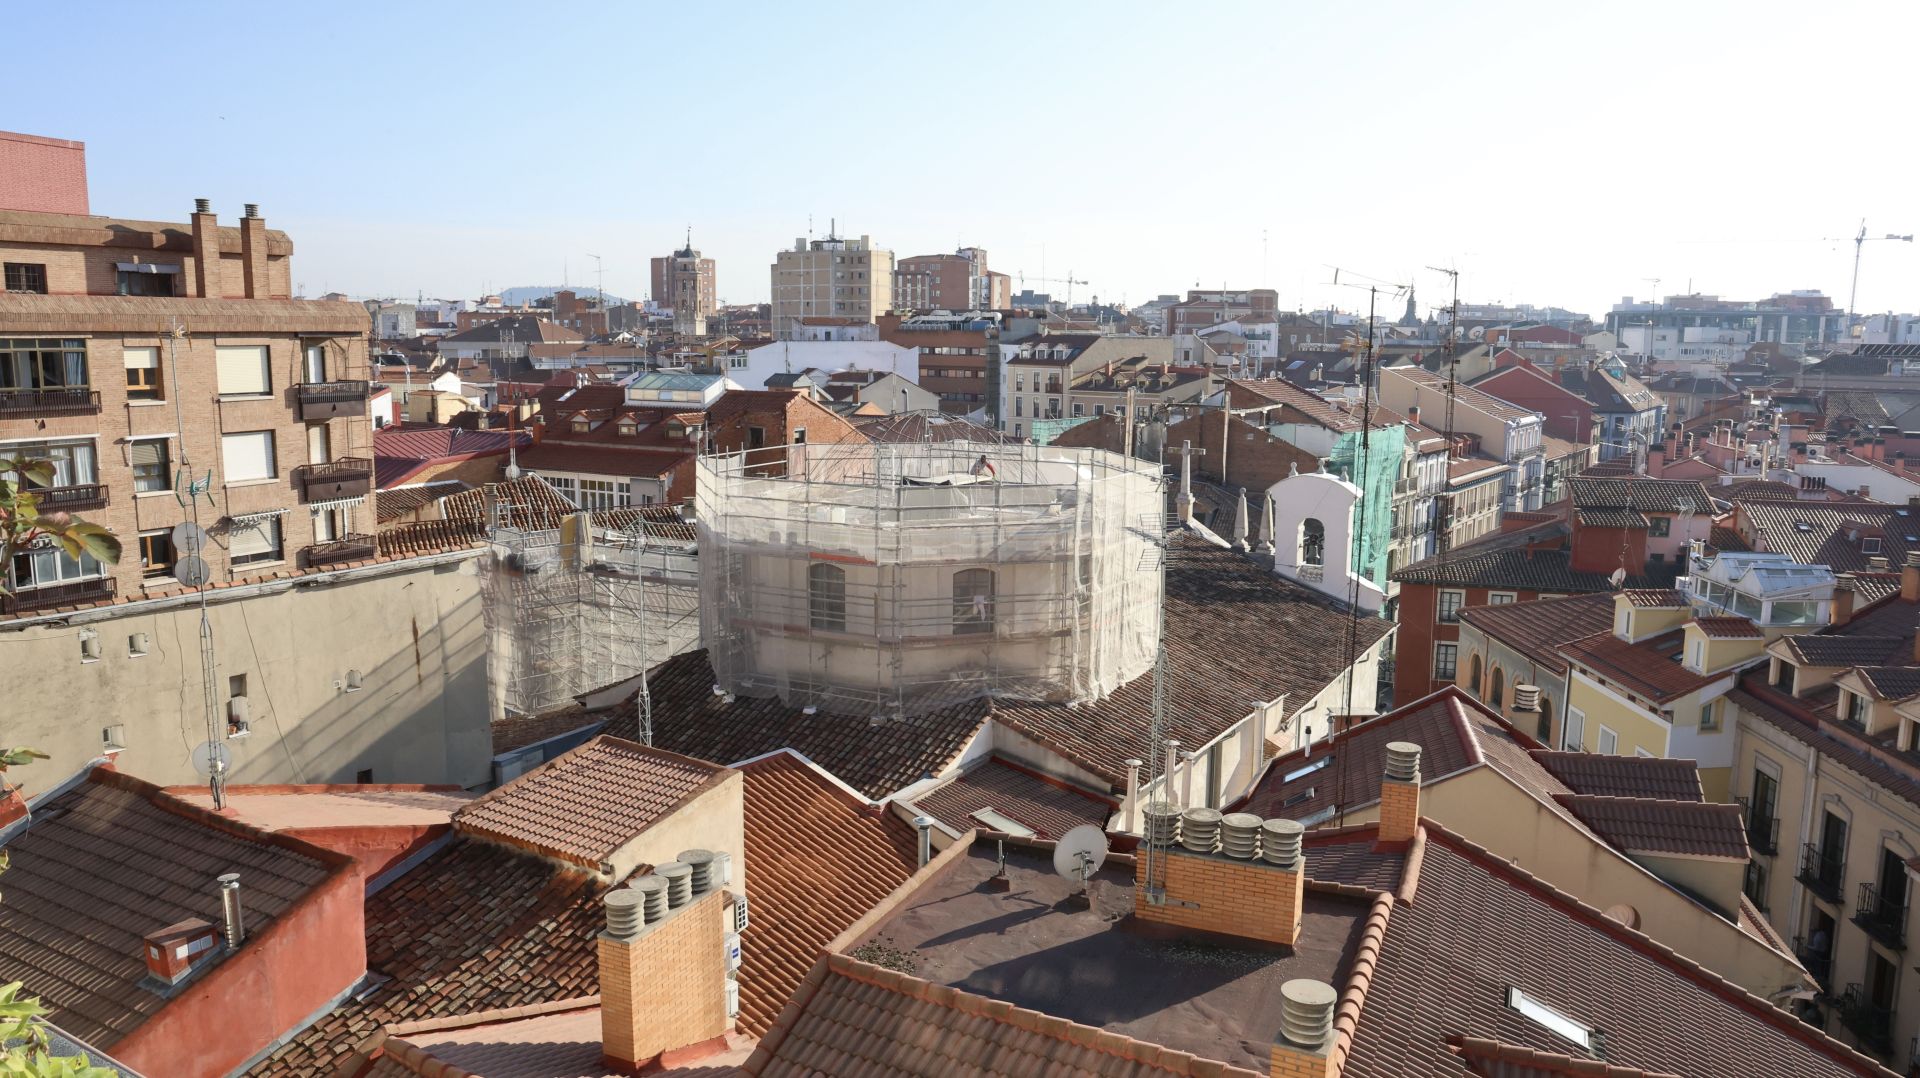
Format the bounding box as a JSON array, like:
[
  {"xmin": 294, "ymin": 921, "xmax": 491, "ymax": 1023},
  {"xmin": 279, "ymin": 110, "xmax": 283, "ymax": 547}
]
[
  {"xmin": 1844, "ymin": 690, "xmax": 1868, "ymax": 727},
  {"xmin": 617, "ymin": 420, "xmax": 638, "ymax": 437},
  {"xmin": 1862, "ymin": 536, "xmax": 1882, "ymax": 554},
  {"xmin": 571, "ymin": 417, "xmax": 590, "ymax": 434}
]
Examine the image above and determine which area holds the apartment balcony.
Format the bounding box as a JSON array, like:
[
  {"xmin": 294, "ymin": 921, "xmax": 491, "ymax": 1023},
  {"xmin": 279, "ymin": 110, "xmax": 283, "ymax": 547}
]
[
  {"xmin": 304, "ymin": 534, "xmax": 377, "ymax": 568},
  {"xmin": 1793, "ymin": 935, "xmax": 1833, "ymax": 989},
  {"xmin": 1799, "ymin": 843, "xmax": 1846, "ymax": 906},
  {"xmin": 0, "ymin": 387, "xmax": 101, "ymax": 419},
  {"xmin": 1853, "ymin": 882, "xmax": 1909, "ymax": 950},
  {"xmin": 294, "ymin": 457, "xmax": 373, "ymax": 502},
  {"xmin": 30, "ymin": 483, "xmax": 108, "ymax": 513},
  {"xmin": 1, "ymin": 576, "xmax": 114, "ymax": 615},
  {"xmin": 296, "ymin": 380, "xmax": 371, "ymax": 421},
  {"xmin": 1737, "ymin": 797, "xmax": 1780, "ymax": 856},
  {"xmin": 1839, "ymin": 984, "xmax": 1894, "ymax": 1056}
]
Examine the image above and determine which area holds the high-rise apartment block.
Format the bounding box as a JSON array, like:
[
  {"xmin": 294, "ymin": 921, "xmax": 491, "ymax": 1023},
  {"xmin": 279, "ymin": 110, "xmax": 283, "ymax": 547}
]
[
  {"xmin": 0, "ymin": 190, "xmax": 376, "ymax": 611},
  {"xmin": 650, "ymin": 241, "xmax": 716, "ymax": 338},
  {"xmin": 770, "ymin": 232, "xmax": 892, "ymax": 339},
  {"xmin": 893, "ymin": 247, "xmax": 1010, "ymax": 312},
  {"xmin": 1163, "ymin": 288, "xmax": 1280, "ymax": 337}
]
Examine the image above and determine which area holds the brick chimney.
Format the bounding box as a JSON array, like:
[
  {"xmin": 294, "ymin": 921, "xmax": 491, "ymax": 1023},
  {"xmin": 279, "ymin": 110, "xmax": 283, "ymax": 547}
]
[
  {"xmin": 1832, "ymin": 577, "xmax": 1856, "ymax": 628},
  {"xmin": 1133, "ymin": 809, "xmax": 1306, "ymax": 946},
  {"xmin": 598, "ymin": 853, "xmax": 734, "ymax": 1071},
  {"xmin": 190, "ymin": 199, "xmax": 219, "ymax": 298},
  {"xmin": 240, "ymin": 203, "xmax": 269, "ymax": 299},
  {"xmin": 1376, "ymin": 742, "xmax": 1421, "ymax": 846},
  {"xmin": 1269, "ymin": 978, "xmax": 1337, "ymax": 1078},
  {"xmin": 1906, "ymin": 552, "xmax": 1920, "ymax": 604}
]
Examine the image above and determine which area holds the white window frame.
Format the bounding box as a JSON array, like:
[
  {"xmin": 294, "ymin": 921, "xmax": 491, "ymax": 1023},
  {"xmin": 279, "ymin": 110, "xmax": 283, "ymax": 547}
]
[
  {"xmin": 221, "ymin": 430, "xmax": 277, "ymax": 483},
  {"xmin": 1564, "ymin": 708, "xmax": 1586, "ymax": 751},
  {"xmin": 1487, "ymin": 592, "xmax": 1516, "ymax": 605},
  {"xmin": 1597, "ymin": 725, "xmax": 1618, "ymax": 755}
]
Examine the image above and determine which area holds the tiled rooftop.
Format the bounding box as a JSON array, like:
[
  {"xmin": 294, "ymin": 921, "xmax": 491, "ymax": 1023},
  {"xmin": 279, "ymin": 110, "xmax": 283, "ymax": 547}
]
[
  {"xmin": 0, "ymin": 771, "xmax": 338, "ymax": 1049},
  {"xmin": 345, "ymin": 1000, "xmax": 754, "ymax": 1077},
  {"xmin": 452, "ymin": 736, "xmax": 732, "ymax": 870},
  {"xmin": 1782, "ymin": 633, "xmax": 1909, "ymax": 667},
  {"xmin": 1738, "ymin": 500, "xmax": 1920, "ymax": 572},
  {"xmin": 1568, "ymin": 476, "xmax": 1716, "ymax": 515},
  {"xmin": 1393, "ymin": 520, "xmax": 1683, "ymax": 592},
  {"xmin": 1622, "ymin": 588, "xmax": 1688, "ymax": 608},
  {"xmin": 1552, "ymin": 795, "xmax": 1750, "ymax": 860},
  {"xmin": 1559, "ymin": 629, "xmax": 1719, "ymax": 704},
  {"xmin": 736, "ymin": 753, "xmax": 918, "ymax": 1037},
  {"xmin": 1457, "ymin": 593, "xmax": 1615, "ymax": 676},
  {"xmin": 1694, "ymin": 615, "xmax": 1764, "ymax": 638},
  {"xmin": 1529, "ymin": 751, "xmax": 1703, "ymax": 802},
  {"xmin": 907, "ymin": 755, "xmax": 1114, "ymax": 840}
]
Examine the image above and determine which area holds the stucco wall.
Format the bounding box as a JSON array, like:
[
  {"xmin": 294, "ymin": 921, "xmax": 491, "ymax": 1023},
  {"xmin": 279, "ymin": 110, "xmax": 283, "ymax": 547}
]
[
  {"xmin": 607, "ymin": 770, "xmax": 748, "ymax": 894},
  {"xmin": 1, "ymin": 554, "xmax": 491, "ymax": 795}
]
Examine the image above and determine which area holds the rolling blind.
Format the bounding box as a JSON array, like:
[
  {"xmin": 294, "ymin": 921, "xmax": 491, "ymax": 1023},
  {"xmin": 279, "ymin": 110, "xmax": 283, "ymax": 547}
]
[
  {"xmin": 221, "ymin": 430, "xmax": 275, "ymax": 481},
  {"xmin": 123, "ymin": 347, "xmax": 158, "ymax": 371},
  {"xmin": 215, "ymin": 345, "xmax": 270, "ymax": 396},
  {"xmin": 130, "ymin": 439, "xmax": 165, "ymax": 468},
  {"xmin": 229, "ymin": 517, "xmax": 280, "ymax": 560}
]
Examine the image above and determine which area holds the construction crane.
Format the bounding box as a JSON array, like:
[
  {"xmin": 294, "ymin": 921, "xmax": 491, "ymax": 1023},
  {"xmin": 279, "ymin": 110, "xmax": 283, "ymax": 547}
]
[
  {"xmin": 1017, "ymin": 271, "xmax": 1089, "ymax": 307},
  {"xmin": 1826, "ymin": 221, "xmax": 1914, "ymax": 322}
]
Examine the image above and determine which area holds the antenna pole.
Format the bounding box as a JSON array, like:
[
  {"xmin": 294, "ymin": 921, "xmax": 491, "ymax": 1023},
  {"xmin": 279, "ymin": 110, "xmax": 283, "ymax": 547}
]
[{"xmin": 165, "ymin": 318, "xmax": 226, "ymax": 808}]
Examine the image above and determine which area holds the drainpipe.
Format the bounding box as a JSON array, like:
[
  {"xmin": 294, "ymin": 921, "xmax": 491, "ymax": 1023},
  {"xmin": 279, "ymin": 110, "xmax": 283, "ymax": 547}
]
[{"xmin": 1123, "ymin": 759, "xmax": 1143, "ymax": 833}]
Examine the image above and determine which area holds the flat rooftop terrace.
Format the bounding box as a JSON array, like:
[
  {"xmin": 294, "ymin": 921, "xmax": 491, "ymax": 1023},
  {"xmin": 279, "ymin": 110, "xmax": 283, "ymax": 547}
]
[{"xmin": 850, "ymin": 842, "xmax": 1371, "ymax": 1074}]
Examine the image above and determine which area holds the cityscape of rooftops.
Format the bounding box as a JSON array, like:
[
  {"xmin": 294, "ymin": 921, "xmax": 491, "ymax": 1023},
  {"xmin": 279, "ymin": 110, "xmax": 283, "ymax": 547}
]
[{"xmin": 1, "ymin": 3, "xmax": 1917, "ymax": 1076}]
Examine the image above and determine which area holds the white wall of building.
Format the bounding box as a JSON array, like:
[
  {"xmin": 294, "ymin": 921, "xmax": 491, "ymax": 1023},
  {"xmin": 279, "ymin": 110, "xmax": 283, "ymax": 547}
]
[{"xmin": 739, "ymin": 340, "xmax": 920, "ymax": 391}]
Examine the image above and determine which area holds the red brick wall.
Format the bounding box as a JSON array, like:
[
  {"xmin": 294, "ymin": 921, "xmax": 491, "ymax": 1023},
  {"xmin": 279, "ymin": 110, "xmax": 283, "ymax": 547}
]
[
  {"xmin": 0, "ymin": 131, "xmax": 88, "ymax": 214},
  {"xmin": 1393, "ymin": 582, "xmax": 1553, "ymax": 705}
]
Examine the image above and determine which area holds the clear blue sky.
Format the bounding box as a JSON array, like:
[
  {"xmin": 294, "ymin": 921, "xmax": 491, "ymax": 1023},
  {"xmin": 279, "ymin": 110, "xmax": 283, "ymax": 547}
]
[{"xmin": 12, "ymin": 1, "xmax": 1918, "ymax": 320}]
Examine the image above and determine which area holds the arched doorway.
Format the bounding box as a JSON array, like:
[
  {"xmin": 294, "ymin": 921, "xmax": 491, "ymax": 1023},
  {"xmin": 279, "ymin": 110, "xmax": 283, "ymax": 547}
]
[{"xmin": 1490, "ymin": 668, "xmax": 1506, "ymax": 710}]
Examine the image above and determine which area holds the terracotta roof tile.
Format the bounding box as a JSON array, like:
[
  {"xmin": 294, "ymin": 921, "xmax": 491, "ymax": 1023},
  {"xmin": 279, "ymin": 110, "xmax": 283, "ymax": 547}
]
[
  {"xmin": 1552, "ymin": 795, "xmax": 1750, "ymax": 859},
  {"xmin": 452, "ymin": 736, "xmax": 732, "ymax": 869},
  {"xmin": 1568, "ymin": 476, "xmax": 1716, "ymax": 515},
  {"xmin": 908, "ymin": 756, "xmax": 1114, "ymax": 840},
  {"xmin": 1529, "ymin": 751, "xmax": 1703, "ymax": 802},
  {"xmin": 374, "ymin": 480, "xmax": 471, "ymax": 523},
  {"xmin": 1621, "ymin": 589, "xmax": 1687, "ymax": 608},
  {"xmin": 736, "ymin": 753, "xmax": 917, "ymax": 1037},
  {"xmin": 1856, "ymin": 666, "xmax": 1920, "ymax": 701},
  {"xmin": 0, "ymin": 771, "xmax": 336, "ymax": 1050},
  {"xmin": 1394, "ymin": 521, "xmax": 1683, "ymax": 592},
  {"xmin": 1738, "ymin": 501, "xmax": 1920, "ymax": 572},
  {"xmin": 1559, "ymin": 629, "xmax": 1720, "ymax": 703},
  {"xmin": 1694, "ymin": 615, "xmax": 1763, "ymax": 639},
  {"xmin": 1457, "ymin": 593, "xmax": 1616, "ymax": 675},
  {"xmin": 1782, "ymin": 634, "xmax": 1908, "ymax": 667}
]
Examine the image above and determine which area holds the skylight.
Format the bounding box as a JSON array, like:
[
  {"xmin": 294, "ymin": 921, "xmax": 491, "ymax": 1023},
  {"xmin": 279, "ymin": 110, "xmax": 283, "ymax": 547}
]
[
  {"xmin": 1507, "ymin": 987, "xmax": 1594, "ymax": 1051},
  {"xmin": 1283, "ymin": 755, "xmax": 1333, "ymax": 783},
  {"xmin": 968, "ymin": 807, "xmax": 1035, "ymax": 838},
  {"xmin": 1297, "ymin": 804, "xmax": 1339, "ymax": 826}
]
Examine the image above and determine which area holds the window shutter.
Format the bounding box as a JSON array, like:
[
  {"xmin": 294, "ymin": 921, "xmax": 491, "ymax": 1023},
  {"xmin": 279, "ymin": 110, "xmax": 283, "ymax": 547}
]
[
  {"xmin": 229, "ymin": 518, "xmax": 279, "ymax": 560},
  {"xmin": 131, "ymin": 439, "xmax": 165, "ymax": 468},
  {"xmin": 123, "ymin": 348, "xmax": 158, "ymax": 371},
  {"xmin": 221, "ymin": 431, "xmax": 275, "ymax": 481},
  {"xmin": 215, "ymin": 346, "xmax": 270, "ymax": 395}
]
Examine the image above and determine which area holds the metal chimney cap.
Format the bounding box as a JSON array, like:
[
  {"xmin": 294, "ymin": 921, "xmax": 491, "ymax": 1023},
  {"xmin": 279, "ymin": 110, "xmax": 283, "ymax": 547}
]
[
  {"xmin": 194, "ymin": 198, "xmax": 211, "ymax": 214},
  {"xmin": 217, "ymin": 873, "xmax": 241, "ymax": 888},
  {"xmin": 243, "ymin": 203, "xmax": 260, "ymax": 218},
  {"xmin": 1384, "ymin": 742, "xmax": 1422, "ymax": 782},
  {"xmin": 677, "ymin": 849, "xmax": 715, "ymax": 867},
  {"xmin": 911, "ymin": 815, "xmax": 935, "ymax": 831},
  {"xmin": 1280, "ymin": 978, "xmax": 1338, "ymax": 1048}
]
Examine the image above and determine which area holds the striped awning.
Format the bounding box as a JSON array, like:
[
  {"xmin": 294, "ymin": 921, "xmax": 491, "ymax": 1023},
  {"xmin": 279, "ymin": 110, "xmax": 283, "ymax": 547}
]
[
  {"xmin": 306, "ymin": 495, "xmax": 366, "ymax": 513},
  {"xmin": 228, "ymin": 508, "xmax": 290, "ymax": 527}
]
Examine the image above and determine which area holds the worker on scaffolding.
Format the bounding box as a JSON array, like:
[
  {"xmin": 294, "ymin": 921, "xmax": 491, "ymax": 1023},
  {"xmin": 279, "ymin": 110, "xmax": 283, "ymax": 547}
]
[{"xmin": 970, "ymin": 453, "xmax": 997, "ymax": 481}]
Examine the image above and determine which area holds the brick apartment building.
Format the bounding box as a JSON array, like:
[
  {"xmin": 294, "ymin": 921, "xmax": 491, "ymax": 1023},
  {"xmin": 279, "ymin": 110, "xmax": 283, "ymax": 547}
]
[
  {"xmin": 1, "ymin": 191, "xmax": 379, "ymax": 608},
  {"xmin": 1162, "ymin": 287, "xmax": 1279, "ymax": 337},
  {"xmin": 0, "ymin": 130, "xmax": 89, "ymax": 215},
  {"xmin": 875, "ymin": 310, "xmax": 1002, "ymax": 418},
  {"xmin": 893, "ymin": 247, "xmax": 1011, "ymax": 311}
]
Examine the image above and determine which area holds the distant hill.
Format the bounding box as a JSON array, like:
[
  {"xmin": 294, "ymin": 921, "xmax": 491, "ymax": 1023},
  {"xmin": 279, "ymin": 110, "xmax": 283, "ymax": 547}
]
[{"xmin": 499, "ymin": 285, "xmax": 631, "ymax": 306}]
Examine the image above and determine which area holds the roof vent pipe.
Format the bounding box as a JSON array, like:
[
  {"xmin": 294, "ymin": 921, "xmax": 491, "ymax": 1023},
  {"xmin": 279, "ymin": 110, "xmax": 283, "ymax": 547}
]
[
  {"xmin": 631, "ymin": 875, "xmax": 667, "ymax": 924},
  {"xmin": 657, "ymin": 862, "xmax": 692, "ymax": 909},
  {"xmin": 1220, "ymin": 813, "xmax": 1262, "ymax": 859},
  {"xmin": 605, "ymin": 889, "xmax": 644, "ymax": 940},
  {"xmin": 1279, "ymin": 978, "xmax": 1337, "ymax": 1049},
  {"xmin": 194, "ymin": 198, "xmax": 210, "ymax": 214},
  {"xmin": 1261, "ymin": 818, "xmax": 1304, "ymax": 868},
  {"xmin": 1179, "ymin": 807, "xmax": 1222, "ymax": 853},
  {"xmin": 217, "ymin": 873, "xmax": 244, "ymax": 948},
  {"xmin": 912, "ymin": 815, "xmax": 934, "ymax": 867},
  {"xmin": 678, "ymin": 849, "xmax": 715, "ymax": 896},
  {"xmin": 1384, "ymin": 742, "xmax": 1423, "ymax": 782},
  {"xmin": 243, "ymin": 203, "xmax": 259, "ymax": 219}
]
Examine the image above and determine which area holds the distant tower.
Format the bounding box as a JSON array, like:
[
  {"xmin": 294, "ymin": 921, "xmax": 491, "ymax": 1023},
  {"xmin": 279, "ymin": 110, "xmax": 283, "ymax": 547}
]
[
  {"xmin": 651, "ymin": 230, "xmax": 716, "ymax": 338},
  {"xmin": 1399, "ymin": 288, "xmax": 1419, "ymax": 327}
]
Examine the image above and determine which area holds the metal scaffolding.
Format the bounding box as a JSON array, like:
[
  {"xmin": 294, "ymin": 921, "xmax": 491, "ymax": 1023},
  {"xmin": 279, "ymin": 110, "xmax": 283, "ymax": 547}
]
[
  {"xmin": 481, "ymin": 512, "xmax": 701, "ymax": 729},
  {"xmin": 696, "ymin": 440, "xmax": 1164, "ymax": 718}
]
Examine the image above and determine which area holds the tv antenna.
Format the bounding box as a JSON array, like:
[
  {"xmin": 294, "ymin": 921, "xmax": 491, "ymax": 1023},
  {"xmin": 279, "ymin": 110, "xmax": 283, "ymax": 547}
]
[
  {"xmin": 1426, "ymin": 264, "xmax": 1462, "ymax": 559},
  {"xmin": 1053, "ymin": 824, "xmax": 1109, "ymax": 906},
  {"xmin": 162, "ymin": 318, "xmax": 231, "ymax": 808}
]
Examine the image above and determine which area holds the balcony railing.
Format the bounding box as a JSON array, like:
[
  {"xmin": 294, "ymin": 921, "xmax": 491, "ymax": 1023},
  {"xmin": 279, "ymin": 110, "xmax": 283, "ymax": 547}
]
[
  {"xmin": 0, "ymin": 387, "xmax": 101, "ymax": 419},
  {"xmin": 1839, "ymin": 984, "xmax": 1895, "ymax": 1056},
  {"xmin": 294, "ymin": 457, "xmax": 373, "ymax": 502},
  {"xmin": 1737, "ymin": 797, "xmax": 1780, "ymax": 856},
  {"xmin": 1854, "ymin": 882, "xmax": 1910, "ymax": 950},
  {"xmin": 1793, "ymin": 934, "xmax": 1832, "ymax": 989},
  {"xmin": 28, "ymin": 483, "xmax": 108, "ymax": 513},
  {"xmin": 295, "ymin": 380, "xmax": 371, "ymax": 421},
  {"xmin": 1798, "ymin": 843, "xmax": 1846, "ymax": 905},
  {"xmin": 304, "ymin": 534, "xmax": 377, "ymax": 567},
  {"xmin": 1, "ymin": 576, "xmax": 114, "ymax": 615}
]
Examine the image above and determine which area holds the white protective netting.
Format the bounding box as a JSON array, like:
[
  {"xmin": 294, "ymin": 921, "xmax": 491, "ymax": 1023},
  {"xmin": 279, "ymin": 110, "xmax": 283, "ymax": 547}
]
[
  {"xmin": 482, "ymin": 517, "xmax": 702, "ymax": 719},
  {"xmin": 696, "ymin": 440, "xmax": 1164, "ymax": 717}
]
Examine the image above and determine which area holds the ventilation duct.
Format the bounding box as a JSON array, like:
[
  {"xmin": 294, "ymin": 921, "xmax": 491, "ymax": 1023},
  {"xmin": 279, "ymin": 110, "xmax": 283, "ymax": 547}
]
[
  {"xmin": 1280, "ymin": 978, "xmax": 1337, "ymax": 1048},
  {"xmin": 1261, "ymin": 818, "xmax": 1304, "ymax": 868},
  {"xmin": 1143, "ymin": 801, "xmax": 1180, "ymax": 846},
  {"xmin": 632, "ymin": 875, "xmax": 667, "ymax": 924},
  {"xmin": 605, "ymin": 889, "xmax": 644, "ymax": 940},
  {"xmin": 657, "ymin": 862, "xmax": 692, "ymax": 909},
  {"xmin": 217, "ymin": 873, "xmax": 244, "ymax": 948},
  {"xmin": 1219, "ymin": 813, "xmax": 1262, "ymax": 859},
  {"xmin": 1384, "ymin": 741, "xmax": 1422, "ymax": 782},
  {"xmin": 1179, "ymin": 807, "xmax": 1222, "ymax": 853},
  {"xmin": 1512, "ymin": 684, "xmax": 1542, "ymax": 712},
  {"xmin": 678, "ymin": 849, "xmax": 715, "ymax": 896}
]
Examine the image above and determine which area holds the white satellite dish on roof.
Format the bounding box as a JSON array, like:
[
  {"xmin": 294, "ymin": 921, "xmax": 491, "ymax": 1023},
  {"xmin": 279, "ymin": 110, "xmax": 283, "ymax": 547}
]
[
  {"xmin": 189, "ymin": 740, "xmax": 232, "ymax": 777},
  {"xmin": 170, "ymin": 521, "xmax": 209, "ymax": 559},
  {"xmin": 1052, "ymin": 824, "xmax": 1109, "ymax": 888}
]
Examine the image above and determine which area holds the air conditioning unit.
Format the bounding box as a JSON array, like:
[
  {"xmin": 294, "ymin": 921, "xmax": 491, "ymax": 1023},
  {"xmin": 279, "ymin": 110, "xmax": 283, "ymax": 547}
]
[{"xmin": 724, "ymin": 932, "xmax": 742, "ymax": 972}]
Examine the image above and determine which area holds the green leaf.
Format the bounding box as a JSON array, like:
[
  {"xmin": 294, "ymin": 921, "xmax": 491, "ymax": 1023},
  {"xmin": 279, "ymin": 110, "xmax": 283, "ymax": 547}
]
[{"xmin": 55, "ymin": 524, "xmax": 120, "ymax": 567}]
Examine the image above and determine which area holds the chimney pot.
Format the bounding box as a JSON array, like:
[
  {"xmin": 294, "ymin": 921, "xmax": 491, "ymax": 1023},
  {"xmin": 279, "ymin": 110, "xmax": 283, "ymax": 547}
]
[
  {"xmin": 217, "ymin": 873, "xmax": 244, "ymax": 948},
  {"xmin": 1512, "ymin": 684, "xmax": 1542, "ymax": 713},
  {"xmin": 1143, "ymin": 801, "xmax": 1180, "ymax": 846},
  {"xmin": 677, "ymin": 849, "xmax": 716, "ymax": 896},
  {"xmin": 1279, "ymin": 978, "xmax": 1337, "ymax": 1049},
  {"xmin": 1260, "ymin": 818, "xmax": 1305, "ymax": 868},
  {"xmin": 657, "ymin": 862, "xmax": 692, "ymax": 909},
  {"xmin": 194, "ymin": 198, "xmax": 211, "ymax": 214},
  {"xmin": 1220, "ymin": 812, "xmax": 1262, "ymax": 859},
  {"xmin": 1384, "ymin": 742, "xmax": 1422, "ymax": 782},
  {"xmin": 1179, "ymin": 807, "xmax": 1223, "ymax": 853},
  {"xmin": 243, "ymin": 203, "xmax": 259, "ymax": 219},
  {"xmin": 631, "ymin": 875, "xmax": 668, "ymax": 924},
  {"xmin": 912, "ymin": 815, "xmax": 934, "ymax": 866},
  {"xmin": 604, "ymin": 889, "xmax": 645, "ymax": 940}
]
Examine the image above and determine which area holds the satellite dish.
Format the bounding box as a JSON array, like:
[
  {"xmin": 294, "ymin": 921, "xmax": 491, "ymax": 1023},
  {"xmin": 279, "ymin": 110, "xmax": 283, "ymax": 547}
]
[
  {"xmin": 174, "ymin": 555, "xmax": 212, "ymax": 588},
  {"xmin": 190, "ymin": 740, "xmax": 232, "ymax": 777},
  {"xmin": 1052, "ymin": 824, "xmax": 1110, "ymax": 887},
  {"xmin": 170, "ymin": 521, "xmax": 209, "ymax": 559},
  {"xmin": 1608, "ymin": 567, "xmax": 1627, "ymax": 589}
]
